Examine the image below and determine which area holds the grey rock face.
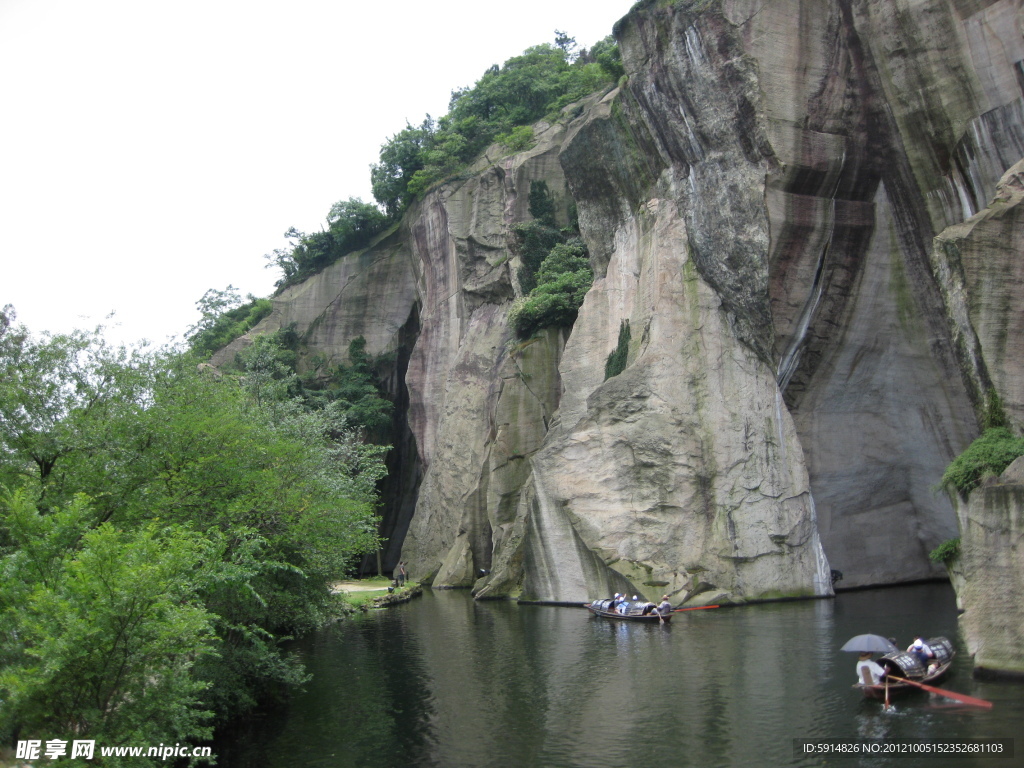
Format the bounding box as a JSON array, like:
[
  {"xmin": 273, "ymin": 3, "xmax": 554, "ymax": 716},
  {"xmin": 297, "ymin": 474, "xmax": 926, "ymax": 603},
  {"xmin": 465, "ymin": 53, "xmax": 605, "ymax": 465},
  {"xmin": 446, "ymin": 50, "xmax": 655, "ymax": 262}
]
[
  {"xmin": 955, "ymin": 457, "xmax": 1024, "ymax": 676},
  {"xmin": 224, "ymin": 0, "xmax": 1024, "ymax": 608},
  {"xmin": 933, "ymin": 160, "xmax": 1024, "ymax": 425},
  {"xmin": 663, "ymin": 0, "xmax": 1022, "ymax": 587},
  {"xmin": 514, "ymin": 193, "xmax": 832, "ymax": 603}
]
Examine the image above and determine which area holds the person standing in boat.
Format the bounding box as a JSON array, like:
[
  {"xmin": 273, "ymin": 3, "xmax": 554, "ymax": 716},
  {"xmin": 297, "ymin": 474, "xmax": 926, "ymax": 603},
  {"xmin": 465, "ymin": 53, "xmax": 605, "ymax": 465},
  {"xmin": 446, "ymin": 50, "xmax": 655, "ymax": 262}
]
[
  {"xmin": 856, "ymin": 652, "xmax": 888, "ymax": 684},
  {"xmin": 656, "ymin": 595, "xmax": 672, "ymax": 617}
]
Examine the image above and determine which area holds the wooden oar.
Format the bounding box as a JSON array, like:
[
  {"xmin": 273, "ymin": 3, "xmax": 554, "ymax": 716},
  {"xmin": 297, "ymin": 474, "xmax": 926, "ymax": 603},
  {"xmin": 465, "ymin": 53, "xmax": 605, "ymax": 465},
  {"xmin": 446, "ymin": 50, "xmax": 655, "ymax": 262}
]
[
  {"xmin": 671, "ymin": 605, "xmax": 720, "ymax": 612},
  {"xmin": 887, "ymin": 675, "xmax": 993, "ymax": 709}
]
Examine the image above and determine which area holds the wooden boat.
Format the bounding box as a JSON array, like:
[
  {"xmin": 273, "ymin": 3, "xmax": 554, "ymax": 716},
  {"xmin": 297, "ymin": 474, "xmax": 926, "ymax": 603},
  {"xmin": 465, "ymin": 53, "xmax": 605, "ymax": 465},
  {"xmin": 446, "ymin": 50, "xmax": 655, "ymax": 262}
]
[
  {"xmin": 585, "ymin": 599, "xmax": 671, "ymax": 623},
  {"xmin": 855, "ymin": 637, "xmax": 955, "ymax": 700}
]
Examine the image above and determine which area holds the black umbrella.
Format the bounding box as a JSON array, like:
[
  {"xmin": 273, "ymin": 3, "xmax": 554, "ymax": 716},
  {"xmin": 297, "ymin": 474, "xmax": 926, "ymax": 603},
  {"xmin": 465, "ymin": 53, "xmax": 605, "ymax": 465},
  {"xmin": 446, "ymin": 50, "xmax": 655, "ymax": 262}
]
[{"xmin": 840, "ymin": 634, "xmax": 898, "ymax": 653}]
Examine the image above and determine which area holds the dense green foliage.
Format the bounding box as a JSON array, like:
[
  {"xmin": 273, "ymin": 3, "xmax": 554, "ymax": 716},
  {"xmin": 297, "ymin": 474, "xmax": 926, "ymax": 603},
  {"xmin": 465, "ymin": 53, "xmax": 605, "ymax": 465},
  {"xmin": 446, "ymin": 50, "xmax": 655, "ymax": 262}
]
[
  {"xmin": 605, "ymin": 319, "xmax": 631, "ymax": 380},
  {"xmin": 187, "ymin": 285, "xmax": 272, "ymax": 358},
  {"xmin": 244, "ymin": 34, "xmax": 619, "ymax": 309},
  {"xmin": 515, "ymin": 180, "xmax": 566, "ymax": 294},
  {"xmin": 929, "ymin": 537, "xmax": 961, "ymax": 565},
  {"xmin": 0, "ymin": 315, "xmax": 386, "ymax": 760},
  {"xmin": 265, "ymin": 198, "xmax": 389, "ymax": 292},
  {"xmin": 509, "ymin": 239, "xmax": 593, "ymax": 338},
  {"xmin": 1, "ymin": 491, "xmax": 219, "ymax": 755},
  {"xmin": 496, "ymin": 125, "xmax": 536, "ymax": 152},
  {"xmin": 236, "ymin": 331, "xmax": 394, "ymax": 439},
  {"xmin": 528, "ymin": 180, "xmax": 558, "ymax": 227},
  {"xmin": 941, "ymin": 427, "xmax": 1024, "ymax": 497},
  {"xmin": 371, "ymin": 35, "xmax": 621, "ymax": 216},
  {"xmin": 508, "ymin": 179, "xmax": 593, "ymax": 339}
]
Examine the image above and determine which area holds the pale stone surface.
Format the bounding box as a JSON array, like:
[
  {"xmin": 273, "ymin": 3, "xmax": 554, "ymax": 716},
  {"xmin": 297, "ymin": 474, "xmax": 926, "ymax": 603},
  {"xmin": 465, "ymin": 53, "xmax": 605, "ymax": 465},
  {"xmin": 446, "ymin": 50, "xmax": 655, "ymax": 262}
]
[
  {"xmin": 211, "ymin": 230, "xmax": 419, "ymax": 369},
  {"xmin": 643, "ymin": 0, "xmax": 1023, "ymax": 587},
  {"xmin": 933, "ymin": 160, "xmax": 1024, "ymax": 424},
  {"xmin": 956, "ymin": 457, "xmax": 1024, "ymax": 676},
  {"xmin": 399, "ymin": 132, "xmax": 576, "ymax": 589},
  {"xmin": 222, "ymin": 0, "xmax": 1024, "ymax": 612},
  {"xmin": 517, "ymin": 197, "xmax": 832, "ymax": 603}
]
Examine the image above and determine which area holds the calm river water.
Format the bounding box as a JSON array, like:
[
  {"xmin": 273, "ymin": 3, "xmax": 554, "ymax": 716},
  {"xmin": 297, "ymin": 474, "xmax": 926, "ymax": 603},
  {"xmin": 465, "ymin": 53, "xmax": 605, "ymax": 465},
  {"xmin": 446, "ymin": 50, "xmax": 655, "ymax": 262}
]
[{"xmin": 218, "ymin": 583, "xmax": 1023, "ymax": 768}]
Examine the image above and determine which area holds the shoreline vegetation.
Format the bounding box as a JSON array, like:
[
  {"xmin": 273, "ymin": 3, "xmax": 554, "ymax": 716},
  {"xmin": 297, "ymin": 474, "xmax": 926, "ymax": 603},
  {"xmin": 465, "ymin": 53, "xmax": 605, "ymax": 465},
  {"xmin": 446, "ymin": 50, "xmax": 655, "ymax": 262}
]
[
  {"xmin": 332, "ymin": 577, "xmax": 422, "ymax": 611},
  {"xmin": 0, "ymin": 310, "xmax": 387, "ymax": 765},
  {"xmin": 0, "ymin": 32, "xmax": 622, "ymax": 764}
]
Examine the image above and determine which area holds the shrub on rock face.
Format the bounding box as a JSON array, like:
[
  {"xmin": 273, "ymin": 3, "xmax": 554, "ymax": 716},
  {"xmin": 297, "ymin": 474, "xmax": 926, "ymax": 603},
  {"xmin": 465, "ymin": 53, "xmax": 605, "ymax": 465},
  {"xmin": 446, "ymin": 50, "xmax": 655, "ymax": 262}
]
[
  {"xmin": 510, "ymin": 240, "xmax": 592, "ymax": 338},
  {"xmin": 941, "ymin": 427, "xmax": 1024, "ymax": 497},
  {"xmin": 929, "ymin": 537, "xmax": 961, "ymax": 565},
  {"xmin": 604, "ymin": 319, "xmax": 631, "ymax": 380}
]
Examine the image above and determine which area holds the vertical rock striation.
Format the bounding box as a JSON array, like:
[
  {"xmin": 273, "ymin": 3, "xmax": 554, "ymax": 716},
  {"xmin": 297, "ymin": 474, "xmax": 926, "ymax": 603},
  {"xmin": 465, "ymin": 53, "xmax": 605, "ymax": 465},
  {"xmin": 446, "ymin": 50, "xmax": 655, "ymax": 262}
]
[
  {"xmin": 954, "ymin": 456, "xmax": 1024, "ymax": 677},
  {"xmin": 219, "ymin": 0, "xmax": 1024, "ymax": 607}
]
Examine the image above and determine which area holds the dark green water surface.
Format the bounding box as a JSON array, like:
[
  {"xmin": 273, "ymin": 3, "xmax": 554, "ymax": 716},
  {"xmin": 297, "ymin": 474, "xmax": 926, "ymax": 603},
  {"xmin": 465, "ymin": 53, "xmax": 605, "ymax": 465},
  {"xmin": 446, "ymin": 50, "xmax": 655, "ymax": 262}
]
[{"xmin": 218, "ymin": 583, "xmax": 1023, "ymax": 767}]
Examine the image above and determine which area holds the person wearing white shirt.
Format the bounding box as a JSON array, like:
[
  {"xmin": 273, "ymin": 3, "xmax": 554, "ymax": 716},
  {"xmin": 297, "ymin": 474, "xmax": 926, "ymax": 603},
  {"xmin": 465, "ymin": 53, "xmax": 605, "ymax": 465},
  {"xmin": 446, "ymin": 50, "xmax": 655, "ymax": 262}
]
[{"xmin": 857, "ymin": 652, "xmax": 888, "ymax": 684}]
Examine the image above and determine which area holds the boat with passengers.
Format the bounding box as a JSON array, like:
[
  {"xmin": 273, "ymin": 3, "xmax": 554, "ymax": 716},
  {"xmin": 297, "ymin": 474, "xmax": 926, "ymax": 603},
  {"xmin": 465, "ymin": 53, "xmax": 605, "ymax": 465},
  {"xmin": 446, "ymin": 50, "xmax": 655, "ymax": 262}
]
[
  {"xmin": 585, "ymin": 597, "xmax": 671, "ymax": 623},
  {"xmin": 855, "ymin": 636, "xmax": 955, "ymax": 700}
]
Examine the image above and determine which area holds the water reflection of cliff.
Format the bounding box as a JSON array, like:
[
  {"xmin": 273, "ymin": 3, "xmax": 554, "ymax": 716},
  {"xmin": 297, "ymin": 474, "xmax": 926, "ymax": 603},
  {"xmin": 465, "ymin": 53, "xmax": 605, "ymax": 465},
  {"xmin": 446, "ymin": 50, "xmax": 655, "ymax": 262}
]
[{"xmin": 222, "ymin": 584, "xmax": 1023, "ymax": 768}]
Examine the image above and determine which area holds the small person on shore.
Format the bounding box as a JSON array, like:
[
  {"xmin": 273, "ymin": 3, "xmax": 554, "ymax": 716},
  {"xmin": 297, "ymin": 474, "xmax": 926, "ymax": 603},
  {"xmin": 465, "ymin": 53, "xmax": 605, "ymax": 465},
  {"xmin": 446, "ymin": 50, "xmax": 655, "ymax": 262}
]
[{"xmin": 396, "ymin": 561, "xmax": 407, "ymax": 588}]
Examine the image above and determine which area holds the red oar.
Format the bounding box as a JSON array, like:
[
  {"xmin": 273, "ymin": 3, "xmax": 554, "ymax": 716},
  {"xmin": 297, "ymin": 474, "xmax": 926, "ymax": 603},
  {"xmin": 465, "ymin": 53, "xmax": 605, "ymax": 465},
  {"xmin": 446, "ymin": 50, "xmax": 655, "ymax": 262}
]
[
  {"xmin": 671, "ymin": 605, "xmax": 720, "ymax": 612},
  {"xmin": 887, "ymin": 676, "xmax": 993, "ymax": 709}
]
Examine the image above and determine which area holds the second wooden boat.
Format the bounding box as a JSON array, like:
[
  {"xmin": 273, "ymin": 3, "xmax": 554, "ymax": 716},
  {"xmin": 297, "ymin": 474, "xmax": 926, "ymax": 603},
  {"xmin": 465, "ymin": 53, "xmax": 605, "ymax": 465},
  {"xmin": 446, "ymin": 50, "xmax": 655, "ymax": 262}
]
[{"xmin": 585, "ymin": 598, "xmax": 671, "ymax": 623}]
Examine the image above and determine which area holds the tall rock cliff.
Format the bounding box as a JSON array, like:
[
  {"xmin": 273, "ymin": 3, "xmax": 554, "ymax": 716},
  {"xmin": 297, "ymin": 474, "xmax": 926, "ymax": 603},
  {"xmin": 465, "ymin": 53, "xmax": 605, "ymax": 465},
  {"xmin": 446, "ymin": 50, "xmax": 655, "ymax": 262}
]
[
  {"xmin": 219, "ymin": 0, "xmax": 1024, "ymax": 604},
  {"xmin": 951, "ymin": 455, "xmax": 1024, "ymax": 677}
]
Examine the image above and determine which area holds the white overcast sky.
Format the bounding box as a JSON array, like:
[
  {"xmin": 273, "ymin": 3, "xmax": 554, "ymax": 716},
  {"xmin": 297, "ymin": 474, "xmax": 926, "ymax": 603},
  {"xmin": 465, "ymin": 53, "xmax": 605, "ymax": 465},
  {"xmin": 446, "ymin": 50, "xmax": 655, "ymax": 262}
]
[{"xmin": 1, "ymin": 0, "xmax": 634, "ymax": 347}]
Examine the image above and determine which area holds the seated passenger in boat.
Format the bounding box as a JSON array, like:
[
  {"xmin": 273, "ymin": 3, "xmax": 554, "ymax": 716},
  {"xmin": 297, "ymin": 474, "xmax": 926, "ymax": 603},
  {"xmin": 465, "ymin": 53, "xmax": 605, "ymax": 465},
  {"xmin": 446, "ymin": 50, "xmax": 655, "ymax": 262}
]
[
  {"xmin": 907, "ymin": 637, "xmax": 937, "ymax": 670},
  {"xmin": 857, "ymin": 652, "xmax": 888, "ymax": 685},
  {"xmin": 616, "ymin": 599, "xmax": 629, "ymax": 615}
]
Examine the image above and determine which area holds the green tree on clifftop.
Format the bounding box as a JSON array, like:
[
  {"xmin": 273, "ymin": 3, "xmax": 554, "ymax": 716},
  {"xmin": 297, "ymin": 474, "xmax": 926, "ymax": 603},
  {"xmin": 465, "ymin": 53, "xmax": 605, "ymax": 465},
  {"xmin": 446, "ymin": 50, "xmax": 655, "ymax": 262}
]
[{"xmin": 371, "ymin": 35, "xmax": 620, "ymax": 216}]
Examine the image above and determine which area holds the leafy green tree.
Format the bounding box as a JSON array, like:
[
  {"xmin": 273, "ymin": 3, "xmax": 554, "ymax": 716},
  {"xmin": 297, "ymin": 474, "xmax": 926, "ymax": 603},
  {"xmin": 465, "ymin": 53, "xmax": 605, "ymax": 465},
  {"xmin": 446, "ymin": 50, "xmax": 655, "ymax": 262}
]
[
  {"xmin": 189, "ymin": 285, "xmax": 244, "ymax": 337},
  {"xmin": 187, "ymin": 286, "xmax": 273, "ymax": 359},
  {"xmin": 585, "ymin": 35, "xmax": 625, "ymax": 80},
  {"xmin": 513, "ymin": 220, "xmax": 563, "ymax": 294},
  {"xmin": 236, "ymin": 332, "xmax": 300, "ymax": 408},
  {"xmin": 528, "ymin": 180, "xmax": 557, "ymax": 227},
  {"xmin": 328, "ymin": 197, "xmax": 388, "ymax": 247},
  {"xmin": 0, "ymin": 317, "xmax": 386, "ymax": 738},
  {"xmin": 554, "ymin": 30, "xmax": 578, "ymax": 58},
  {"xmin": 325, "ymin": 337, "xmax": 395, "ymax": 436},
  {"xmin": 246, "ymin": 332, "xmax": 395, "ymax": 439},
  {"xmin": 370, "ymin": 118, "xmax": 435, "ymax": 217},
  {"xmin": 509, "ymin": 239, "xmax": 593, "ymax": 338},
  {"xmin": 0, "ymin": 325, "xmax": 152, "ymax": 494},
  {"xmin": 496, "ymin": 125, "xmax": 535, "ymax": 152},
  {"xmin": 263, "ymin": 199, "xmax": 389, "ymax": 292},
  {"xmin": 0, "ymin": 304, "xmax": 14, "ymax": 338},
  {"xmin": 372, "ymin": 35, "xmax": 620, "ymax": 215},
  {"xmin": 605, "ymin": 319, "xmax": 631, "ymax": 380},
  {"xmin": 0, "ymin": 489, "xmax": 219, "ymax": 760}
]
